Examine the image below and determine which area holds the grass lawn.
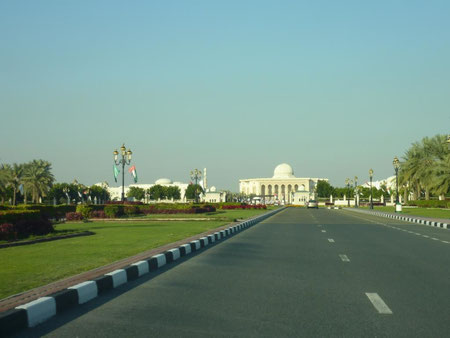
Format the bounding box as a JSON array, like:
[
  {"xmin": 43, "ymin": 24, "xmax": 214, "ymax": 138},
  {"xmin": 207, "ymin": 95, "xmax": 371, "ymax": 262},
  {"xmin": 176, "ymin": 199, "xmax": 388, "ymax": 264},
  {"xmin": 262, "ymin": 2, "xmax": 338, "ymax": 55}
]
[
  {"xmin": 360, "ymin": 206, "xmax": 450, "ymax": 220},
  {"xmin": 0, "ymin": 208, "xmax": 273, "ymax": 300},
  {"xmin": 139, "ymin": 208, "xmax": 274, "ymax": 221}
]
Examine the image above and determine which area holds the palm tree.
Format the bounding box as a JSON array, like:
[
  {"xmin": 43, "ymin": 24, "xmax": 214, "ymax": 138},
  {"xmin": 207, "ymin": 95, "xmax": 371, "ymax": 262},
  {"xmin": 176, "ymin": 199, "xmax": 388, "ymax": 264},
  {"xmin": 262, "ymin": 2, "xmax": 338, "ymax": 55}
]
[
  {"xmin": 9, "ymin": 163, "xmax": 25, "ymax": 205},
  {"xmin": 23, "ymin": 160, "xmax": 54, "ymax": 203},
  {"xmin": 0, "ymin": 164, "xmax": 12, "ymax": 204},
  {"xmin": 400, "ymin": 134, "xmax": 448, "ymax": 201}
]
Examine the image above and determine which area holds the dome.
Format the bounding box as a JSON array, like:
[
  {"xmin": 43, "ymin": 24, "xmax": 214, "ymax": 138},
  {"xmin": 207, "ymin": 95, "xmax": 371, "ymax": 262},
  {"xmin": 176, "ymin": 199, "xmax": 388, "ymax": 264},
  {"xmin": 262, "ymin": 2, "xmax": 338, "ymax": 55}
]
[
  {"xmin": 273, "ymin": 163, "xmax": 295, "ymax": 178},
  {"xmin": 155, "ymin": 178, "xmax": 173, "ymax": 185}
]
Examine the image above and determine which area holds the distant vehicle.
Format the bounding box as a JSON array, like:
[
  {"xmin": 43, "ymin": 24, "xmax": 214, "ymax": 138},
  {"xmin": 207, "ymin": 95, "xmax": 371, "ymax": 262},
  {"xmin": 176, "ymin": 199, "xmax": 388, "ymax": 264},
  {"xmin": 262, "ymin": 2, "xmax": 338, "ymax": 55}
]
[{"xmin": 306, "ymin": 200, "xmax": 319, "ymax": 209}]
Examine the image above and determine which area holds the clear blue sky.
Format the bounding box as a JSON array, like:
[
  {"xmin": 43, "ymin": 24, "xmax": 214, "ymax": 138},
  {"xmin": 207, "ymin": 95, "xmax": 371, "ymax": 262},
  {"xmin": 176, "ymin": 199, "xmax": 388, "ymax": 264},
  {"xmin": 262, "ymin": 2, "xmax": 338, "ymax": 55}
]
[{"xmin": 1, "ymin": 1, "xmax": 449, "ymax": 190}]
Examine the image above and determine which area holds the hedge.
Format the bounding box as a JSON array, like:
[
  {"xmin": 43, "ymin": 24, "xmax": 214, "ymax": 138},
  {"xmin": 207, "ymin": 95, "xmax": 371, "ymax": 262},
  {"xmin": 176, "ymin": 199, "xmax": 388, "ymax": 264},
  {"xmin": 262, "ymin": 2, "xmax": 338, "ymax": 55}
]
[
  {"xmin": 405, "ymin": 200, "xmax": 449, "ymax": 208},
  {"xmin": 0, "ymin": 210, "xmax": 42, "ymax": 224}
]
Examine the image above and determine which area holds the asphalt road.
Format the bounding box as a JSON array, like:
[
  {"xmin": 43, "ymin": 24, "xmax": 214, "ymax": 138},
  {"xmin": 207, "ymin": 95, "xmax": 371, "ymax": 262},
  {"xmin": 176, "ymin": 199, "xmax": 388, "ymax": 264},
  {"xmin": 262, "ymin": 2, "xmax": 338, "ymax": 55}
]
[{"xmin": 16, "ymin": 208, "xmax": 450, "ymax": 337}]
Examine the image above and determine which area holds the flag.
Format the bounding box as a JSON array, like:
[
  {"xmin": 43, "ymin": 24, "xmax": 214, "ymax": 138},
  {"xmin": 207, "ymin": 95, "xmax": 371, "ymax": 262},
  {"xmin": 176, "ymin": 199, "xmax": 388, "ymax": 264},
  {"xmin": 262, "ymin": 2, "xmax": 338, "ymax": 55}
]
[
  {"xmin": 128, "ymin": 165, "xmax": 138, "ymax": 183},
  {"xmin": 18, "ymin": 184, "xmax": 24, "ymax": 195},
  {"xmin": 113, "ymin": 164, "xmax": 120, "ymax": 183},
  {"xmin": 78, "ymin": 191, "xmax": 82, "ymax": 198}
]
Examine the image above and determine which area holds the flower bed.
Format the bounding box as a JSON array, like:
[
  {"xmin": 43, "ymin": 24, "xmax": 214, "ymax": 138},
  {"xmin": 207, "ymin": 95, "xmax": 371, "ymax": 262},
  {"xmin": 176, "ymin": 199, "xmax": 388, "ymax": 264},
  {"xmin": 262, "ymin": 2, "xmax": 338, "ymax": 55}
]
[{"xmin": 220, "ymin": 204, "xmax": 267, "ymax": 210}]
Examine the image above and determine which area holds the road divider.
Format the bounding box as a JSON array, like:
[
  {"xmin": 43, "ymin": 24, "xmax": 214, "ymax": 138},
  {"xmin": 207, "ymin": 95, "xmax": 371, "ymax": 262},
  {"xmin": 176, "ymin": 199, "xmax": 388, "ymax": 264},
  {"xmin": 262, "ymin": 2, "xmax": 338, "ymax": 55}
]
[{"xmin": 0, "ymin": 207, "xmax": 285, "ymax": 336}]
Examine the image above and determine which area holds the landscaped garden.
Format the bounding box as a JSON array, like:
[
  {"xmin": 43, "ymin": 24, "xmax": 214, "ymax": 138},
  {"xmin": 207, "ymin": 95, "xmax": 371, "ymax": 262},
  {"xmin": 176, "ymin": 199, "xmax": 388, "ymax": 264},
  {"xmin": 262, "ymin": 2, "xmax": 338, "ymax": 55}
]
[{"xmin": 0, "ymin": 203, "xmax": 275, "ymax": 300}]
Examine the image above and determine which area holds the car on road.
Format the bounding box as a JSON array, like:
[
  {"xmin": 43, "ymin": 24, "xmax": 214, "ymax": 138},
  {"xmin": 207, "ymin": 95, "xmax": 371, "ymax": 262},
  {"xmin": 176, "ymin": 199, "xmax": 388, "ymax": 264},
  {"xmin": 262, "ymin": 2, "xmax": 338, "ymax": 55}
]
[{"xmin": 306, "ymin": 200, "xmax": 319, "ymax": 209}]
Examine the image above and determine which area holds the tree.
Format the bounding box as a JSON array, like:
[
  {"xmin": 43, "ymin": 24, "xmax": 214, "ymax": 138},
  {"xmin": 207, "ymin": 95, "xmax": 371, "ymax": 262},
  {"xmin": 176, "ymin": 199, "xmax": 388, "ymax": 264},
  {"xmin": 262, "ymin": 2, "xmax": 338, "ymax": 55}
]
[
  {"xmin": 0, "ymin": 164, "xmax": 13, "ymax": 204},
  {"xmin": 185, "ymin": 184, "xmax": 203, "ymax": 202},
  {"xmin": 23, "ymin": 159, "xmax": 54, "ymax": 203},
  {"xmin": 148, "ymin": 185, "xmax": 167, "ymax": 200},
  {"xmin": 89, "ymin": 185, "xmax": 110, "ymax": 203},
  {"xmin": 166, "ymin": 186, "xmax": 181, "ymax": 200},
  {"xmin": 316, "ymin": 180, "xmax": 334, "ymax": 198},
  {"xmin": 127, "ymin": 186, "xmax": 145, "ymax": 201},
  {"xmin": 400, "ymin": 134, "xmax": 448, "ymax": 200}
]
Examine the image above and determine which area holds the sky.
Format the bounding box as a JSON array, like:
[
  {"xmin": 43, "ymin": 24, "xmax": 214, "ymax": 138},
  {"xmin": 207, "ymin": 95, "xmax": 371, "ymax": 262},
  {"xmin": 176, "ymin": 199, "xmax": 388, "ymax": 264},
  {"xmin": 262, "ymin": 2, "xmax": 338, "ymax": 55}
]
[{"xmin": 1, "ymin": 0, "xmax": 449, "ymax": 191}]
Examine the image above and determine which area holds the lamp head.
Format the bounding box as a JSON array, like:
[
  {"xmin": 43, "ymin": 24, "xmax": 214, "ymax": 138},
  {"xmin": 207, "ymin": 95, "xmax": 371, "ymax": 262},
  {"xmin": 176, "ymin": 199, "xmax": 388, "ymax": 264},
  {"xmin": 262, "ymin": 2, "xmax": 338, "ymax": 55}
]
[
  {"xmin": 369, "ymin": 169, "xmax": 373, "ymax": 178},
  {"xmin": 120, "ymin": 144, "xmax": 126, "ymax": 156},
  {"xmin": 113, "ymin": 150, "xmax": 119, "ymax": 161},
  {"xmin": 127, "ymin": 149, "xmax": 132, "ymax": 160},
  {"xmin": 393, "ymin": 156, "xmax": 400, "ymax": 169}
]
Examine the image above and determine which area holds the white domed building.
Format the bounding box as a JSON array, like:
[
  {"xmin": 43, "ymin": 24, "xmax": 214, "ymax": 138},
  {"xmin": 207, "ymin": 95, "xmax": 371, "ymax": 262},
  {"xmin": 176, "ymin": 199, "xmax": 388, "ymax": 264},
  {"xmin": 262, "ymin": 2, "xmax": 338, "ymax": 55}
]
[
  {"xmin": 107, "ymin": 178, "xmax": 189, "ymax": 203},
  {"xmin": 239, "ymin": 163, "xmax": 328, "ymax": 205}
]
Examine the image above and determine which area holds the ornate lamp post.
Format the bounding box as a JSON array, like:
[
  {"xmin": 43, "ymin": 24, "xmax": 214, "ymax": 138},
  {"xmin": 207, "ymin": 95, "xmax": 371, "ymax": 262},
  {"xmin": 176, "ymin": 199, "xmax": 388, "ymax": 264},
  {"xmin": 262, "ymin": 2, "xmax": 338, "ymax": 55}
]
[
  {"xmin": 354, "ymin": 176, "xmax": 358, "ymax": 207},
  {"xmin": 369, "ymin": 169, "xmax": 374, "ymax": 210},
  {"xmin": 113, "ymin": 144, "xmax": 132, "ymax": 202},
  {"xmin": 190, "ymin": 169, "xmax": 202, "ymax": 203},
  {"xmin": 345, "ymin": 178, "xmax": 352, "ymax": 207},
  {"xmin": 393, "ymin": 156, "xmax": 401, "ymax": 212}
]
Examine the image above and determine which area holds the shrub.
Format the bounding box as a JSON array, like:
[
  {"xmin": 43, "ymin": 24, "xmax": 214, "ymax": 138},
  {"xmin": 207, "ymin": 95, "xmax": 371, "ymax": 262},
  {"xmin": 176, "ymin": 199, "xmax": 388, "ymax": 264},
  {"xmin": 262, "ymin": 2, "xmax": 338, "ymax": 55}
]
[
  {"xmin": 104, "ymin": 205, "xmax": 124, "ymax": 218},
  {"xmin": 66, "ymin": 212, "xmax": 83, "ymax": 221},
  {"xmin": 0, "ymin": 210, "xmax": 41, "ymax": 224},
  {"xmin": 124, "ymin": 205, "xmax": 140, "ymax": 217},
  {"xmin": 0, "ymin": 223, "xmax": 17, "ymax": 241},
  {"xmin": 91, "ymin": 210, "xmax": 106, "ymax": 218},
  {"xmin": 14, "ymin": 218, "xmax": 54, "ymax": 236},
  {"xmin": 405, "ymin": 200, "xmax": 449, "ymax": 208},
  {"xmin": 76, "ymin": 205, "xmax": 93, "ymax": 219}
]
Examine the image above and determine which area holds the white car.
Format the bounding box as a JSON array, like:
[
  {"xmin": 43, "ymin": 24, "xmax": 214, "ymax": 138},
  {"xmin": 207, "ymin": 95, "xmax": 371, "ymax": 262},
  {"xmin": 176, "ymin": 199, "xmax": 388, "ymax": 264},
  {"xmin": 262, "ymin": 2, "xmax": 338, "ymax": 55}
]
[{"xmin": 306, "ymin": 200, "xmax": 319, "ymax": 209}]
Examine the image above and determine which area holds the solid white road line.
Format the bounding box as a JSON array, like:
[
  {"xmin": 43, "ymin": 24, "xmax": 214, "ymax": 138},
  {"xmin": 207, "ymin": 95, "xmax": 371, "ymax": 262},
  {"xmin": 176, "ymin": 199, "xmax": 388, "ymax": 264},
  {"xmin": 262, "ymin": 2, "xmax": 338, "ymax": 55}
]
[
  {"xmin": 365, "ymin": 293, "xmax": 393, "ymax": 314},
  {"xmin": 328, "ymin": 238, "xmax": 335, "ymax": 243},
  {"xmin": 339, "ymin": 254, "xmax": 350, "ymax": 262}
]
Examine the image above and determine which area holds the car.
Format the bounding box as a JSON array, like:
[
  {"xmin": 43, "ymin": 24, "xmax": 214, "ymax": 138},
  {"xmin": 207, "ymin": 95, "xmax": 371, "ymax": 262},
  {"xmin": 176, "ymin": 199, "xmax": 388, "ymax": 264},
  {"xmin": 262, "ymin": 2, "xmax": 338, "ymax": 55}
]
[{"xmin": 306, "ymin": 200, "xmax": 319, "ymax": 209}]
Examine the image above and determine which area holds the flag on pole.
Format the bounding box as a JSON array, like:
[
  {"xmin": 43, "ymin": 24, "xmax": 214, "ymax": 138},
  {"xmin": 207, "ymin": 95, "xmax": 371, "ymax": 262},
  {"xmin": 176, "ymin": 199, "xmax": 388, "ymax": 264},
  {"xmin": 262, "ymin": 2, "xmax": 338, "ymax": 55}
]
[
  {"xmin": 18, "ymin": 184, "xmax": 24, "ymax": 195},
  {"xmin": 128, "ymin": 165, "xmax": 138, "ymax": 183},
  {"xmin": 113, "ymin": 164, "xmax": 120, "ymax": 183}
]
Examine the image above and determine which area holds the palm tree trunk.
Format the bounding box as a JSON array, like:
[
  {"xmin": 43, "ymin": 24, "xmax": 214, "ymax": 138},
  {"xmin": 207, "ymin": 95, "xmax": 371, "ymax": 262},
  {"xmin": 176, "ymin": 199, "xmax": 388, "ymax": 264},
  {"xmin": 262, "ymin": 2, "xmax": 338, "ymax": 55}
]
[
  {"xmin": 425, "ymin": 188, "xmax": 430, "ymax": 200},
  {"xmin": 13, "ymin": 187, "xmax": 16, "ymax": 206},
  {"xmin": 24, "ymin": 187, "xmax": 27, "ymax": 204}
]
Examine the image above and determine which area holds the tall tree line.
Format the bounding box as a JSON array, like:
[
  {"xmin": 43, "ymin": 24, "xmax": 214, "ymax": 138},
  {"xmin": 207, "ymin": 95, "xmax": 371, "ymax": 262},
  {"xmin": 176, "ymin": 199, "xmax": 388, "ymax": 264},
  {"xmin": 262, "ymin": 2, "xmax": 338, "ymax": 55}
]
[
  {"xmin": 0, "ymin": 160, "xmax": 54, "ymax": 204},
  {"xmin": 399, "ymin": 134, "xmax": 449, "ymax": 200}
]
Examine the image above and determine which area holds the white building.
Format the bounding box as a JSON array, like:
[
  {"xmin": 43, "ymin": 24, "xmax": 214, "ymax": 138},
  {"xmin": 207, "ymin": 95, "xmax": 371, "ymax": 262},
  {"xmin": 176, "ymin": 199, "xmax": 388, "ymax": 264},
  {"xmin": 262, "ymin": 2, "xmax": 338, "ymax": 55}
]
[
  {"xmin": 203, "ymin": 186, "xmax": 227, "ymax": 203},
  {"xmin": 105, "ymin": 178, "xmax": 189, "ymax": 203},
  {"xmin": 239, "ymin": 163, "xmax": 328, "ymax": 205}
]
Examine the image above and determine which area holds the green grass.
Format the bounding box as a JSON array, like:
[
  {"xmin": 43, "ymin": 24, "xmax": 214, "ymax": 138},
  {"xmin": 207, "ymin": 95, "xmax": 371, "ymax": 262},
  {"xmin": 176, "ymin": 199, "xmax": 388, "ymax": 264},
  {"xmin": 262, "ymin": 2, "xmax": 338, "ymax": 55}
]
[
  {"xmin": 360, "ymin": 206, "xmax": 450, "ymax": 219},
  {"xmin": 0, "ymin": 208, "xmax": 273, "ymax": 300},
  {"xmin": 139, "ymin": 209, "xmax": 273, "ymax": 221}
]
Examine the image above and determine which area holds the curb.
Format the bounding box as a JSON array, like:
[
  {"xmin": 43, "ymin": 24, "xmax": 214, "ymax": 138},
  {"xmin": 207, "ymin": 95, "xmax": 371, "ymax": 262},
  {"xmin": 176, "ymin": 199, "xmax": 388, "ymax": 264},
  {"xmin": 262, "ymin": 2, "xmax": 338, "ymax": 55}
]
[
  {"xmin": 0, "ymin": 207, "xmax": 284, "ymax": 336},
  {"xmin": 343, "ymin": 208, "xmax": 448, "ymax": 229}
]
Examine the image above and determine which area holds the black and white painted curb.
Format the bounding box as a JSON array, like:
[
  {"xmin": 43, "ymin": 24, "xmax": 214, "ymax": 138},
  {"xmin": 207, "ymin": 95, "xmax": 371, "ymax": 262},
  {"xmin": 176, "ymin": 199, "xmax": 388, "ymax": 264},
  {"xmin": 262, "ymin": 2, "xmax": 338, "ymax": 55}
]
[
  {"xmin": 0, "ymin": 208, "xmax": 284, "ymax": 336},
  {"xmin": 344, "ymin": 208, "xmax": 448, "ymax": 229}
]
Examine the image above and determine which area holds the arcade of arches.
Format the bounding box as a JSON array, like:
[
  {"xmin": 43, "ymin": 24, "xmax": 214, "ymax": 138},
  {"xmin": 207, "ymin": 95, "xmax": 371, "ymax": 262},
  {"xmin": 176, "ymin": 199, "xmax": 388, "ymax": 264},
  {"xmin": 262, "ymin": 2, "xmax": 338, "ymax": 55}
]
[{"xmin": 239, "ymin": 163, "xmax": 328, "ymax": 204}]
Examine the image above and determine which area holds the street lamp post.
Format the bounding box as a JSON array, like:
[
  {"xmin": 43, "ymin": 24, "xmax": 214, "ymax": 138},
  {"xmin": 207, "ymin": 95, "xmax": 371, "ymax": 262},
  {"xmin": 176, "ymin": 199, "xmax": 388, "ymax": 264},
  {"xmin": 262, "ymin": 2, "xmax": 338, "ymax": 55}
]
[
  {"xmin": 354, "ymin": 176, "xmax": 358, "ymax": 207},
  {"xmin": 393, "ymin": 156, "xmax": 401, "ymax": 212},
  {"xmin": 113, "ymin": 144, "xmax": 132, "ymax": 202},
  {"xmin": 190, "ymin": 169, "xmax": 202, "ymax": 203},
  {"xmin": 345, "ymin": 178, "xmax": 352, "ymax": 207},
  {"xmin": 369, "ymin": 169, "xmax": 374, "ymax": 210}
]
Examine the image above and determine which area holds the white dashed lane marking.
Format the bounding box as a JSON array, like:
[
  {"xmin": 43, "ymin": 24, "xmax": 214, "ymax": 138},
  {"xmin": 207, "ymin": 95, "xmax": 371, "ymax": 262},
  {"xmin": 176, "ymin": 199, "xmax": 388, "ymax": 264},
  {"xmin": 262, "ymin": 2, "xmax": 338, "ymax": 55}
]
[
  {"xmin": 321, "ymin": 230, "xmax": 326, "ymax": 233},
  {"xmin": 366, "ymin": 293, "xmax": 393, "ymax": 314},
  {"xmin": 339, "ymin": 254, "xmax": 350, "ymax": 262},
  {"xmin": 328, "ymin": 238, "xmax": 335, "ymax": 243}
]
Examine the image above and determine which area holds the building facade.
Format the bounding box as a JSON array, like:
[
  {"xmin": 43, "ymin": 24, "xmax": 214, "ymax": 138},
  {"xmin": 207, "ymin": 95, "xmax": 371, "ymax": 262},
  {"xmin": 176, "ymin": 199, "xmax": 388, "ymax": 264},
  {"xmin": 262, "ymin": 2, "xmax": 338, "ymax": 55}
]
[{"xmin": 239, "ymin": 163, "xmax": 327, "ymax": 205}]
